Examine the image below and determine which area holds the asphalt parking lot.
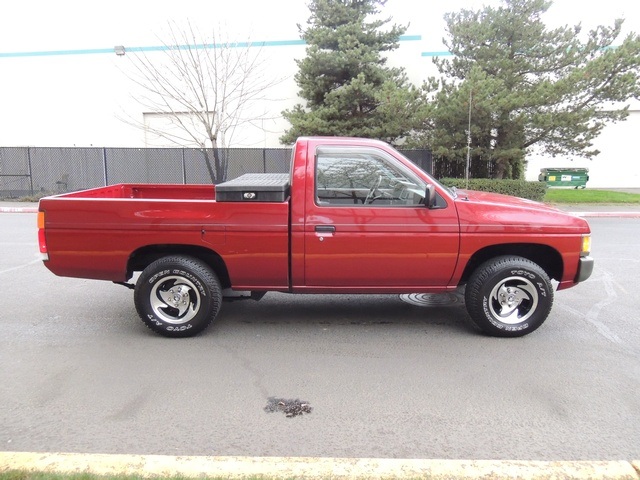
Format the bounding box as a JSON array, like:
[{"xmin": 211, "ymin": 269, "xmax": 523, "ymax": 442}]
[{"xmin": 1, "ymin": 212, "xmax": 639, "ymax": 463}]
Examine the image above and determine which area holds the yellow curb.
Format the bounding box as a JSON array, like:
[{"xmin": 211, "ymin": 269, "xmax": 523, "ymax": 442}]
[{"xmin": 1, "ymin": 452, "xmax": 639, "ymax": 479}]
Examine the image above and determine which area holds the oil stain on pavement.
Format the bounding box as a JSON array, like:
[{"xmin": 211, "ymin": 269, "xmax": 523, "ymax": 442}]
[{"xmin": 264, "ymin": 397, "xmax": 313, "ymax": 418}]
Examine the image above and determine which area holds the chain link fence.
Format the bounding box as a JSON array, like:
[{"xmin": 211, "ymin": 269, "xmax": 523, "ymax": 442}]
[{"xmin": 0, "ymin": 146, "xmax": 432, "ymax": 198}]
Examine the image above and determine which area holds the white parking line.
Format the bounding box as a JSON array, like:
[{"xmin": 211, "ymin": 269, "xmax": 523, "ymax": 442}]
[{"xmin": 0, "ymin": 258, "xmax": 41, "ymax": 275}]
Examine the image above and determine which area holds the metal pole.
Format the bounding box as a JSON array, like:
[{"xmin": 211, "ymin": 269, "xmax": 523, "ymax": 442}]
[
  {"xmin": 102, "ymin": 147, "xmax": 108, "ymax": 186},
  {"xmin": 182, "ymin": 148, "xmax": 187, "ymax": 184},
  {"xmin": 27, "ymin": 147, "xmax": 34, "ymax": 195}
]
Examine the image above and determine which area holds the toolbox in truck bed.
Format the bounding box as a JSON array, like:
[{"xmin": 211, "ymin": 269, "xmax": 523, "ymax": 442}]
[{"xmin": 215, "ymin": 173, "xmax": 291, "ymax": 202}]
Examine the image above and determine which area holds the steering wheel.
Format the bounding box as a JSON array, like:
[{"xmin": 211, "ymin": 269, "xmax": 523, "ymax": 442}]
[{"xmin": 364, "ymin": 175, "xmax": 382, "ymax": 204}]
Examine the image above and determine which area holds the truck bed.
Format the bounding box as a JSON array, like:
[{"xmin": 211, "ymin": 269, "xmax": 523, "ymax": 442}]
[{"xmin": 39, "ymin": 183, "xmax": 291, "ymax": 289}]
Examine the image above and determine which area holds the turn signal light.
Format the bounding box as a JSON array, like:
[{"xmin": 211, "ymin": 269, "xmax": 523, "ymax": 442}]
[{"xmin": 581, "ymin": 235, "xmax": 591, "ymax": 256}]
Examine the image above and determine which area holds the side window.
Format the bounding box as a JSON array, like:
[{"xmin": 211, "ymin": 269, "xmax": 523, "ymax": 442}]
[{"xmin": 316, "ymin": 147, "xmax": 426, "ymax": 206}]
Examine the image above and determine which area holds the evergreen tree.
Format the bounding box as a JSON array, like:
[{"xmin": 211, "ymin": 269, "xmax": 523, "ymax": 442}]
[
  {"xmin": 413, "ymin": 0, "xmax": 640, "ymax": 179},
  {"xmin": 280, "ymin": 0, "xmax": 422, "ymax": 145}
]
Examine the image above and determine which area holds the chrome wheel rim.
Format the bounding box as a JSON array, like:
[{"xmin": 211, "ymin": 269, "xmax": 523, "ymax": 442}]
[
  {"xmin": 488, "ymin": 276, "xmax": 538, "ymax": 324},
  {"xmin": 149, "ymin": 275, "xmax": 201, "ymax": 324}
]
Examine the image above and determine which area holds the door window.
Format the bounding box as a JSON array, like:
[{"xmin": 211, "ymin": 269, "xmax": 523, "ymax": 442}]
[{"xmin": 316, "ymin": 147, "xmax": 426, "ymax": 206}]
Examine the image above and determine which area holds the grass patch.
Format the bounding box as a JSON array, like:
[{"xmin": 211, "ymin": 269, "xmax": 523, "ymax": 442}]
[
  {"xmin": 0, "ymin": 473, "xmax": 149, "ymax": 480},
  {"xmin": 0, "ymin": 473, "xmax": 128, "ymax": 480},
  {"xmin": 544, "ymin": 189, "xmax": 640, "ymax": 204},
  {"xmin": 0, "ymin": 472, "xmax": 243, "ymax": 480}
]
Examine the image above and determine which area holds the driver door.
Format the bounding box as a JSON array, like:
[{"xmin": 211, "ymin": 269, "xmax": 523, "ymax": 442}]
[{"xmin": 303, "ymin": 146, "xmax": 459, "ymax": 289}]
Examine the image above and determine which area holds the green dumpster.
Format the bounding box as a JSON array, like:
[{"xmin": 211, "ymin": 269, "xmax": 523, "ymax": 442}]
[{"xmin": 539, "ymin": 168, "xmax": 589, "ymax": 188}]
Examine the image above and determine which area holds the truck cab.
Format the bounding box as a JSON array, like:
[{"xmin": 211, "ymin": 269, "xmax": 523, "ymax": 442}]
[{"xmin": 289, "ymin": 137, "xmax": 460, "ymax": 290}]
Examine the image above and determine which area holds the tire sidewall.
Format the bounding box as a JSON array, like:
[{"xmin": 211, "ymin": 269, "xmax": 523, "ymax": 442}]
[{"xmin": 135, "ymin": 257, "xmax": 221, "ymax": 337}]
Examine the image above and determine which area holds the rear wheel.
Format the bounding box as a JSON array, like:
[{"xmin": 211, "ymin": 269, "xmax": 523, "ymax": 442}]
[
  {"xmin": 134, "ymin": 255, "xmax": 222, "ymax": 337},
  {"xmin": 465, "ymin": 256, "xmax": 554, "ymax": 337}
]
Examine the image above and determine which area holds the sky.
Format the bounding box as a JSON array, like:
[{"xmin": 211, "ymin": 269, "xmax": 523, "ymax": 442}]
[{"xmin": 1, "ymin": 0, "xmax": 639, "ymax": 55}]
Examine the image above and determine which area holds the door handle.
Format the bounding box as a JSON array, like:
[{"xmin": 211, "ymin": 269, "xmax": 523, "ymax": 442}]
[{"xmin": 315, "ymin": 225, "xmax": 336, "ymax": 233}]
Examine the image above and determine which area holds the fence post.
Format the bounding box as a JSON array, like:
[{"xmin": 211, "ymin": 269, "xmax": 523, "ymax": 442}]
[
  {"xmin": 182, "ymin": 148, "xmax": 187, "ymax": 184},
  {"xmin": 27, "ymin": 147, "xmax": 34, "ymax": 195},
  {"xmin": 102, "ymin": 148, "xmax": 108, "ymax": 186}
]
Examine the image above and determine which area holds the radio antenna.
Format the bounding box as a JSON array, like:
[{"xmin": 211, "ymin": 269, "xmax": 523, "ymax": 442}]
[{"xmin": 465, "ymin": 88, "xmax": 472, "ymax": 189}]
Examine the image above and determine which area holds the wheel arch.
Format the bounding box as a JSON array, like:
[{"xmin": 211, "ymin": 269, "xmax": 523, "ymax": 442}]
[
  {"xmin": 127, "ymin": 245, "xmax": 231, "ymax": 289},
  {"xmin": 460, "ymin": 243, "xmax": 563, "ymax": 285}
]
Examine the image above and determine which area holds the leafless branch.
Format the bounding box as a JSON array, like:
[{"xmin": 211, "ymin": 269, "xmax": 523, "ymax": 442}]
[{"xmin": 119, "ymin": 21, "xmax": 285, "ymax": 182}]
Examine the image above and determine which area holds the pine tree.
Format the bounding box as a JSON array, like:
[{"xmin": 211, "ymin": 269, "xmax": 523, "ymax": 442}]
[
  {"xmin": 414, "ymin": 0, "xmax": 640, "ymax": 179},
  {"xmin": 280, "ymin": 0, "xmax": 422, "ymax": 145}
]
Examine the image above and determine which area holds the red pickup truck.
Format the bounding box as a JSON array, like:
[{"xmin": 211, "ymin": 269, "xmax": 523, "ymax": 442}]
[{"xmin": 37, "ymin": 137, "xmax": 593, "ymax": 338}]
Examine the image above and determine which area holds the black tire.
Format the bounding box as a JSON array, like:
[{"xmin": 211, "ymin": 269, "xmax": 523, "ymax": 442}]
[
  {"xmin": 134, "ymin": 255, "xmax": 222, "ymax": 338},
  {"xmin": 465, "ymin": 256, "xmax": 554, "ymax": 337}
]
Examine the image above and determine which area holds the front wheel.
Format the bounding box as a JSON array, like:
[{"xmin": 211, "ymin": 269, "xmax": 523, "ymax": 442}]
[
  {"xmin": 134, "ymin": 255, "xmax": 222, "ymax": 337},
  {"xmin": 465, "ymin": 256, "xmax": 554, "ymax": 337}
]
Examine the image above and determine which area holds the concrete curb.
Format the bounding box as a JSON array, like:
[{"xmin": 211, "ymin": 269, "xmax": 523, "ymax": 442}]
[
  {"xmin": 0, "ymin": 206, "xmax": 38, "ymax": 213},
  {"xmin": 1, "ymin": 452, "xmax": 639, "ymax": 479},
  {"xmin": 569, "ymin": 211, "xmax": 640, "ymax": 218}
]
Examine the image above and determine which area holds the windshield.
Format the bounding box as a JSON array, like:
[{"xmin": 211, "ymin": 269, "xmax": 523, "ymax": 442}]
[{"xmin": 393, "ymin": 149, "xmax": 457, "ymax": 199}]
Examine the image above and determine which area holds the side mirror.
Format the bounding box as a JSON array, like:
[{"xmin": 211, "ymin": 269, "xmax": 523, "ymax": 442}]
[{"xmin": 425, "ymin": 184, "xmax": 437, "ymax": 209}]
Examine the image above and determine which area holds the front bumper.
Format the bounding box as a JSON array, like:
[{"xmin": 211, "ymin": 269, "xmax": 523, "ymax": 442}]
[{"xmin": 576, "ymin": 256, "xmax": 594, "ymax": 283}]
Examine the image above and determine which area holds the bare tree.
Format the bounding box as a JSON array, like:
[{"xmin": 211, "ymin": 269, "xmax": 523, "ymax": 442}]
[{"xmin": 123, "ymin": 22, "xmax": 281, "ymax": 183}]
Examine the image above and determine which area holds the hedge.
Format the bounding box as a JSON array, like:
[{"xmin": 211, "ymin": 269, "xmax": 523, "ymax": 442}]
[{"xmin": 439, "ymin": 178, "xmax": 547, "ymax": 202}]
